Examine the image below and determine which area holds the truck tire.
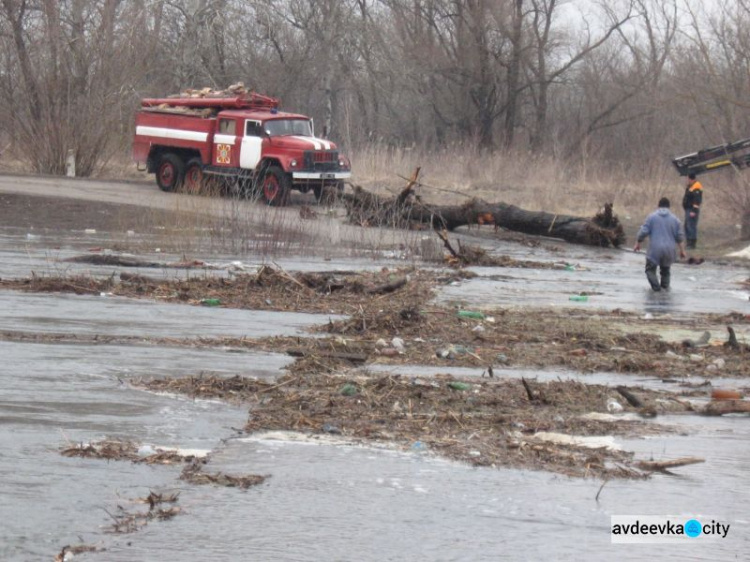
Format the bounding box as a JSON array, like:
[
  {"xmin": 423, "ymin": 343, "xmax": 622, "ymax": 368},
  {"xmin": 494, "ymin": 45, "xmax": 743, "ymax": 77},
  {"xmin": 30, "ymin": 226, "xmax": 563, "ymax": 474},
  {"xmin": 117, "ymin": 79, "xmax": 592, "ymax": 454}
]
[
  {"xmin": 261, "ymin": 165, "xmax": 291, "ymax": 206},
  {"xmin": 183, "ymin": 158, "xmax": 205, "ymax": 194},
  {"xmin": 156, "ymin": 154, "xmax": 185, "ymax": 192}
]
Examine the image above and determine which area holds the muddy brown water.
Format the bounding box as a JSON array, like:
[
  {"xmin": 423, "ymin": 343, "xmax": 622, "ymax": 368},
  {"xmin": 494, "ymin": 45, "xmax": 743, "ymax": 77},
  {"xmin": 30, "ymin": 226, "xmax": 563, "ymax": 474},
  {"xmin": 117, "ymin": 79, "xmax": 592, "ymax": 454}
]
[{"xmin": 2, "ymin": 221, "xmax": 749, "ymax": 559}]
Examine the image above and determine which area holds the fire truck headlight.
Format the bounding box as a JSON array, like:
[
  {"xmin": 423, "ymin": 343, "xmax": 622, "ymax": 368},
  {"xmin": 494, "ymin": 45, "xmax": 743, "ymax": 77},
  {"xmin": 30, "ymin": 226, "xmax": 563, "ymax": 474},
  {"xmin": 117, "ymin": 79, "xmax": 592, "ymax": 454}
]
[{"xmin": 290, "ymin": 159, "xmax": 297, "ymax": 167}]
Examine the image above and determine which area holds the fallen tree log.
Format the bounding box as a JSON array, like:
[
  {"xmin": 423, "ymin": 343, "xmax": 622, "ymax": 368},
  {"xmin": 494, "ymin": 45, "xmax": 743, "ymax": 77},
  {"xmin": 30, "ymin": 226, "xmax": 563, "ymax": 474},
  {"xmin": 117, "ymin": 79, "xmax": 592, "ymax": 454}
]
[
  {"xmin": 343, "ymin": 185, "xmax": 626, "ymax": 248},
  {"xmin": 635, "ymin": 457, "xmax": 705, "ymax": 473},
  {"xmin": 65, "ymin": 254, "xmax": 215, "ymax": 269}
]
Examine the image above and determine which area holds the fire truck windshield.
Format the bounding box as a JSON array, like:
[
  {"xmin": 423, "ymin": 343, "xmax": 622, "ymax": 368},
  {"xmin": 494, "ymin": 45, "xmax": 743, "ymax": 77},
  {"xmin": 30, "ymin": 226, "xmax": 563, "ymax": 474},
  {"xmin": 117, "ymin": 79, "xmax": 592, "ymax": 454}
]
[{"xmin": 264, "ymin": 119, "xmax": 312, "ymax": 137}]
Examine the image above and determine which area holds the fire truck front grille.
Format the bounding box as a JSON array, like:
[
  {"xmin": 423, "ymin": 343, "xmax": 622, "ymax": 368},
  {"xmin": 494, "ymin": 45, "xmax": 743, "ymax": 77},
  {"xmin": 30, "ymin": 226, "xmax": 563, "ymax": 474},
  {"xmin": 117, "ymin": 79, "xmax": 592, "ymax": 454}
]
[{"xmin": 303, "ymin": 150, "xmax": 339, "ymax": 171}]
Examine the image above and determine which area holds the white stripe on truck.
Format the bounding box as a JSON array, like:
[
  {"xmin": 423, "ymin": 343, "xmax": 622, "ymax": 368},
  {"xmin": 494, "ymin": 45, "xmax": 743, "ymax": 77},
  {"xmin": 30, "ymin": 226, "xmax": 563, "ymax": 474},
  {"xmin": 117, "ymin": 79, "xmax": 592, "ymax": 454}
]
[
  {"xmin": 136, "ymin": 126, "xmax": 208, "ymax": 143},
  {"xmin": 213, "ymin": 134, "xmax": 236, "ymax": 145},
  {"xmin": 291, "ymin": 136, "xmax": 334, "ymax": 150},
  {"xmin": 292, "ymin": 136, "xmax": 319, "ymax": 149}
]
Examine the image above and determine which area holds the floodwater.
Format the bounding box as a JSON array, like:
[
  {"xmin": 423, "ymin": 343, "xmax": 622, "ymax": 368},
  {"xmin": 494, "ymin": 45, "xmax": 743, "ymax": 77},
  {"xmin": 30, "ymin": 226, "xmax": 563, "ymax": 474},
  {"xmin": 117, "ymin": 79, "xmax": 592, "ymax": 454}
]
[
  {"xmin": 0, "ymin": 291, "xmax": 341, "ymax": 339},
  {"xmin": 97, "ymin": 417, "xmax": 749, "ymax": 561},
  {"xmin": 0, "ymin": 340, "xmax": 251, "ymax": 560},
  {"xmin": 439, "ymin": 244, "xmax": 749, "ymax": 317},
  {"xmin": 0, "ymin": 229, "xmax": 411, "ymax": 281},
  {"xmin": 2, "ymin": 223, "xmax": 749, "ymax": 560}
]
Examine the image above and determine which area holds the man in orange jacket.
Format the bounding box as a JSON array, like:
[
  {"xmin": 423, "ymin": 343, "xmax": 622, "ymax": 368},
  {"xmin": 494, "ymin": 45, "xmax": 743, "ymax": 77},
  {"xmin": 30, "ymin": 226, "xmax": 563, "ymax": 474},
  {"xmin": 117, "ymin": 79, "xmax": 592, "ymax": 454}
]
[{"xmin": 682, "ymin": 173, "xmax": 703, "ymax": 249}]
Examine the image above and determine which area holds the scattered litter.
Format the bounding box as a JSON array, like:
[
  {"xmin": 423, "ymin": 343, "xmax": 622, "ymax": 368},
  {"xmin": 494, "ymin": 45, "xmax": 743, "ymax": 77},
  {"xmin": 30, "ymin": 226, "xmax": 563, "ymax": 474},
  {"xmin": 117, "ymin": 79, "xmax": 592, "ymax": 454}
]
[
  {"xmin": 375, "ymin": 338, "xmax": 388, "ymax": 348},
  {"xmin": 322, "ymin": 423, "xmax": 342, "ymax": 434},
  {"xmin": 340, "ymin": 383, "xmax": 358, "ymax": 396},
  {"xmin": 472, "ymin": 325, "xmax": 485, "ymax": 333},
  {"xmin": 200, "ymin": 298, "xmax": 221, "ymax": 306},
  {"xmin": 84, "ymin": 228, "xmax": 96, "ymax": 234},
  {"xmin": 606, "ymin": 399, "xmax": 624, "ymax": 413},
  {"xmin": 436, "ymin": 348, "xmax": 452, "ymax": 359},
  {"xmin": 569, "ymin": 295, "xmax": 588, "ymax": 302},
  {"xmin": 391, "ymin": 337, "xmax": 405, "ymax": 351}
]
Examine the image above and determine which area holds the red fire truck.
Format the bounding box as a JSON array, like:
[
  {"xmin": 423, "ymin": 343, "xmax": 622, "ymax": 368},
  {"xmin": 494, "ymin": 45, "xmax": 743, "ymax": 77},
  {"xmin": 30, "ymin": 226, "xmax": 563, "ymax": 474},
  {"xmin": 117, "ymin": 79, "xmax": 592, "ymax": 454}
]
[{"xmin": 132, "ymin": 92, "xmax": 351, "ymax": 205}]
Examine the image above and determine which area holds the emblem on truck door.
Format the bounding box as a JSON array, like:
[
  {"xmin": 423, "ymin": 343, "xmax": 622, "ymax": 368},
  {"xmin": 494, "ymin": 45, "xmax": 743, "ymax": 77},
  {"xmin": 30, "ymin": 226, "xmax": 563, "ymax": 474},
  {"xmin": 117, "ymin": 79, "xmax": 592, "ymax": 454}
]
[{"xmin": 216, "ymin": 144, "xmax": 232, "ymax": 164}]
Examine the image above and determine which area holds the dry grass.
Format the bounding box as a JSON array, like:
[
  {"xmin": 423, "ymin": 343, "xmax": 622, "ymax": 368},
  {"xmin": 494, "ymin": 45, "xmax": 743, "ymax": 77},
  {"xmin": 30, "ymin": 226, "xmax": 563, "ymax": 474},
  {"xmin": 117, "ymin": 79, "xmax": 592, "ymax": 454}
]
[{"xmin": 348, "ymin": 144, "xmax": 738, "ymax": 235}]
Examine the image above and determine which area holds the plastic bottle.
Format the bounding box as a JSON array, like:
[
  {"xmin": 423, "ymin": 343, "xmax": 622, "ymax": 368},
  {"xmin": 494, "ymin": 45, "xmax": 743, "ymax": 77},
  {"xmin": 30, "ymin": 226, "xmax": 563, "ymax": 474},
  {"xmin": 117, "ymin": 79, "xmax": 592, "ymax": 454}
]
[
  {"xmin": 448, "ymin": 381, "xmax": 472, "ymax": 391},
  {"xmin": 458, "ymin": 310, "xmax": 485, "ymax": 320},
  {"xmin": 200, "ymin": 298, "xmax": 221, "ymax": 306},
  {"xmin": 569, "ymin": 295, "xmax": 588, "ymax": 302}
]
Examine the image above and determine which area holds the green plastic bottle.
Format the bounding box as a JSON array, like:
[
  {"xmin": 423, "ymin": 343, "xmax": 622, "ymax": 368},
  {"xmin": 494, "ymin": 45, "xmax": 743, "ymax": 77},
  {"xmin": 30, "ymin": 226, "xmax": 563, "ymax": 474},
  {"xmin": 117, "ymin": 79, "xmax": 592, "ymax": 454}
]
[
  {"xmin": 200, "ymin": 298, "xmax": 221, "ymax": 306},
  {"xmin": 448, "ymin": 381, "xmax": 472, "ymax": 391},
  {"xmin": 569, "ymin": 295, "xmax": 588, "ymax": 302},
  {"xmin": 457, "ymin": 310, "xmax": 485, "ymax": 320}
]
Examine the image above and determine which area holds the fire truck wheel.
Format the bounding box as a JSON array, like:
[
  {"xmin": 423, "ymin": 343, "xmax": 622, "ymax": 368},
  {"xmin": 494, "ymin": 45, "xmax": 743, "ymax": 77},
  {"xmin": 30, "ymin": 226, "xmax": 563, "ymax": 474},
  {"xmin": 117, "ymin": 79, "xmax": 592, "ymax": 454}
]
[
  {"xmin": 261, "ymin": 166, "xmax": 291, "ymax": 206},
  {"xmin": 156, "ymin": 154, "xmax": 185, "ymax": 192},
  {"xmin": 184, "ymin": 159, "xmax": 205, "ymax": 194}
]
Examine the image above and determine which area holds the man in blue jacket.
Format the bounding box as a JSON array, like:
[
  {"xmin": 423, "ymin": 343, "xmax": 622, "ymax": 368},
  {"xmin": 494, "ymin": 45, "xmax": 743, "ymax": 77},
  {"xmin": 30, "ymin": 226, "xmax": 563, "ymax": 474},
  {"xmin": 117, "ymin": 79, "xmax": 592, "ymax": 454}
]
[{"xmin": 633, "ymin": 197, "xmax": 687, "ymax": 291}]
